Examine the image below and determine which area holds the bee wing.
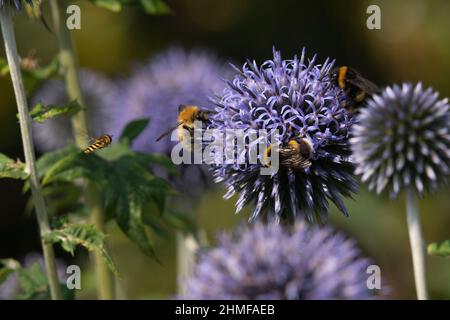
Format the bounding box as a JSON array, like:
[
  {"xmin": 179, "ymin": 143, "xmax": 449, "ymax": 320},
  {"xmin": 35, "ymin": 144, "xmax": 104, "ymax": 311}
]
[
  {"xmin": 346, "ymin": 77, "xmax": 379, "ymax": 95},
  {"xmin": 156, "ymin": 122, "xmax": 184, "ymax": 142}
]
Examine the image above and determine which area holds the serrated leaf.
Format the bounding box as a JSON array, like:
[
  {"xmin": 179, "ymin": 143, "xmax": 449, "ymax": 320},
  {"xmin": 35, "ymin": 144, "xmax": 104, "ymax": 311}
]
[
  {"xmin": 43, "ymin": 223, "xmax": 119, "ymax": 276},
  {"xmin": 119, "ymin": 118, "xmax": 150, "ymax": 145},
  {"xmin": 428, "ymin": 240, "xmax": 450, "ymax": 257},
  {"xmin": 104, "ymin": 156, "xmax": 168, "ymax": 261},
  {"xmin": 89, "ymin": 0, "xmax": 123, "ymax": 11},
  {"xmin": 29, "ymin": 100, "xmax": 84, "ymax": 123},
  {"xmin": 0, "ymin": 153, "xmax": 29, "ymax": 180},
  {"xmin": 125, "ymin": 195, "xmax": 159, "ymax": 261}
]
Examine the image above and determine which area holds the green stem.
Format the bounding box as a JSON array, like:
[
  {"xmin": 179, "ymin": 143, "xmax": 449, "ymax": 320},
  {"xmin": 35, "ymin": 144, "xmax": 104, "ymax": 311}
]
[
  {"xmin": 49, "ymin": 0, "xmax": 114, "ymax": 299},
  {"xmin": 405, "ymin": 188, "xmax": 429, "ymax": 300},
  {"xmin": 88, "ymin": 183, "xmax": 114, "ymax": 299},
  {"xmin": 0, "ymin": 10, "xmax": 62, "ymax": 300}
]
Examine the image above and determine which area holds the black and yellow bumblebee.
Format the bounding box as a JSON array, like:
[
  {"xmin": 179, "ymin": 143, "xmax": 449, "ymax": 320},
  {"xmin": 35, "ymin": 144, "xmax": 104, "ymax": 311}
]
[
  {"xmin": 262, "ymin": 137, "xmax": 314, "ymax": 170},
  {"xmin": 83, "ymin": 134, "xmax": 113, "ymax": 154},
  {"xmin": 330, "ymin": 66, "xmax": 379, "ymax": 112},
  {"xmin": 156, "ymin": 104, "xmax": 211, "ymax": 150}
]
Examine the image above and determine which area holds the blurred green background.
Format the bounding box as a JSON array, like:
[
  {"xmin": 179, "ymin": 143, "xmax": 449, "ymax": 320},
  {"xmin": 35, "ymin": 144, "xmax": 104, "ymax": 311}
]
[{"xmin": 0, "ymin": 0, "xmax": 449, "ymax": 299}]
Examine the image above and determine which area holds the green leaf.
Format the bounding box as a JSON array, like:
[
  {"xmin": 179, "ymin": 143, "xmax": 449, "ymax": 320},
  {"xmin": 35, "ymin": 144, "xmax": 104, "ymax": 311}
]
[
  {"xmin": 104, "ymin": 155, "xmax": 169, "ymax": 260},
  {"xmin": 42, "ymin": 151, "xmax": 109, "ymax": 186},
  {"xmin": 126, "ymin": 195, "xmax": 159, "ymax": 261},
  {"xmin": 119, "ymin": 118, "xmax": 150, "ymax": 145},
  {"xmin": 0, "ymin": 259, "xmax": 20, "ymax": 286},
  {"xmin": 0, "ymin": 153, "xmax": 29, "ymax": 180},
  {"xmin": 90, "ymin": 0, "xmax": 123, "ymax": 11},
  {"xmin": 1, "ymin": 259, "xmax": 73, "ymax": 300},
  {"xmin": 89, "ymin": 0, "xmax": 170, "ymax": 14},
  {"xmin": 29, "ymin": 100, "xmax": 84, "ymax": 123},
  {"xmin": 0, "ymin": 268, "xmax": 14, "ymax": 285},
  {"xmin": 139, "ymin": 0, "xmax": 171, "ymax": 14},
  {"xmin": 23, "ymin": 146, "xmax": 78, "ymax": 193},
  {"xmin": 43, "ymin": 223, "xmax": 119, "ymax": 276},
  {"xmin": 16, "ymin": 262, "xmax": 49, "ymax": 300},
  {"xmin": 428, "ymin": 240, "xmax": 450, "ymax": 257}
]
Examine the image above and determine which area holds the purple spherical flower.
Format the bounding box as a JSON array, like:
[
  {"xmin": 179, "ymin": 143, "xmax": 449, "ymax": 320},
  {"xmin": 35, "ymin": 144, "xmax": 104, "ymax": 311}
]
[
  {"xmin": 114, "ymin": 48, "xmax": 230, "ymax": 195},
  {"xmin": 351, "ymin": 82, "xmax": 450, "ymax": 198},
  {"xmin": 0, "ymin": 0, "xmax": 33, "ymax": 10},
  {"xmin": 31, "ymin": 69, "xmax": 120, "ymax": 152},
  {"xmin": 115, "ymin": 47, "xmax": 229, "ymax": 154},
  {"xmin": 208, "ymin": 48, "xmax": 356, "ymax": 223},
  {"xmin": 181, "ymin": 222, "xmax": 373, "ymax": 300}
]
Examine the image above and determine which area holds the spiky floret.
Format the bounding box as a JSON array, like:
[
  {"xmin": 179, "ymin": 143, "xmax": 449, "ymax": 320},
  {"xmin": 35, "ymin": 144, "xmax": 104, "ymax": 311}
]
[
  {"xmin": 208, "ymin": 48, "xmax": 356, "ymax": 223},
  {"xmin": 351, "ymin": 82, "xmax": 450, "ymax": 198},
  {"xmin": 181, "ymin": 222, "xmax": 373, "ymax": 300}
]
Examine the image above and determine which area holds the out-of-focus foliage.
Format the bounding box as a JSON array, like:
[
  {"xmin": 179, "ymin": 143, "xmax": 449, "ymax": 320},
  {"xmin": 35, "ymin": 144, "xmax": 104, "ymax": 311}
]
[
  {"xmin": 0, "ymin": 153, "xmax": 28, "ymax": 180},
  {"xmin": 428, "ymin": 240, "xmax": 450, "ymax": 257},
  {"xmin": 89, "ymin": 0, "xmax": 170, "ymax": 14},
  {"xmin": 29, "ymin": 100, "xmax": 84, "ymax": 123},
  {"xmin": 43, "ymin": 222, "xmax": 118, "ymax": 275},
  {"xmin": 1, "ymin": 0, "xmax": 449, "ymax": 300},
  {"xmin": 0, "ymin": 56, "xmax": 59, "ymax": 94},
  {"xmin": 0, "ymin": 258, "xmax": 72, "ymax": 300}
]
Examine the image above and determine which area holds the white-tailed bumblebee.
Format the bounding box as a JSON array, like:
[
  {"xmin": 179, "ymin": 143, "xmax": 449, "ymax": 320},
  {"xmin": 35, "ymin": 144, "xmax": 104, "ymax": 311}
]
[
  {"xmin": 262, "ymin": 137, "xmax": 314, "ymax": 170},
  {"xmin": 330, "ymin": 66, "xmax": 379, "ymax": 112},
  {"xmin": 156, "ymin": 104, "xmax": 211, "ymax": 150},
  {"xmin": 83, "ymin": 134, "xmax": 112, "ymax": 154}
]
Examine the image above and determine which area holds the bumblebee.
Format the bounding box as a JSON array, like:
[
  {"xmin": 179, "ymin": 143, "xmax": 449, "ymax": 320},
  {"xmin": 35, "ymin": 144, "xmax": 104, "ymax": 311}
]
[
  {"xmin": 262, "ymin": 137, "xmax": 314, "ymax": 170},
  {"xmin": 83, "ymin": 134, "xmax": 112, "ymax": 154},
  {"xmin": 156, "ymin": 104, "xmax": 211, "ymax": 150},
  {"xmin": 330, "ymin": 66, "xmax": 379, "ymax": 112}
]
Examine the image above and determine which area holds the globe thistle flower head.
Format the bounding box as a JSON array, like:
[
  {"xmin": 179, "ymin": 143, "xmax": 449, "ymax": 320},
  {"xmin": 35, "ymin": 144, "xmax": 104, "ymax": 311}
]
[
  {"xmin": 114, "ymin": 48, "xmax": 230, "ymax": 196},
  {"xmin": 351, "ymin": 82, "xmax": 450, "ymax": 198},
  {"xmin": 115, "ymin": 47, "xmax": 229, "ymax": 154},
  {"xmin": 32, "ymin": 69, "xmax": 120, "ymax": 152},
  {"xmin": 181, "ymin": 222, "xmax": 373, "ymax": 300},
  {"xmin": 0, "ymin": 0, "xmax": 33, "ymax": 11},
  {"xmin": 208, "ymin": 47, "xmax": 356, "ymax": 223}
]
